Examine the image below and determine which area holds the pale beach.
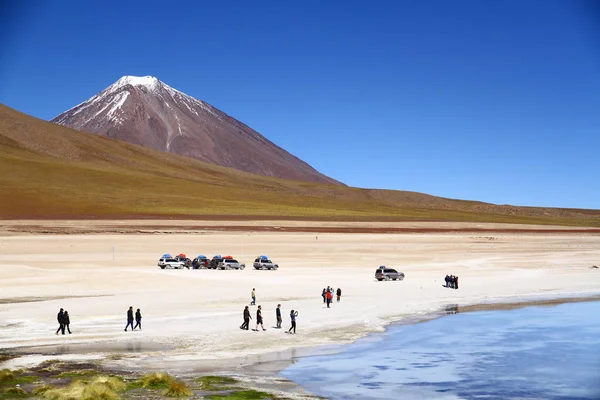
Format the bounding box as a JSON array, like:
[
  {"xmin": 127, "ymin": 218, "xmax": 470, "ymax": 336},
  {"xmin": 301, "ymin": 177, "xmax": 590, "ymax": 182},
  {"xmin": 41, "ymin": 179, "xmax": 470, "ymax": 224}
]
[{"xmin": 1, "ymin": 220, "xmax": 599, "ymax": 377}]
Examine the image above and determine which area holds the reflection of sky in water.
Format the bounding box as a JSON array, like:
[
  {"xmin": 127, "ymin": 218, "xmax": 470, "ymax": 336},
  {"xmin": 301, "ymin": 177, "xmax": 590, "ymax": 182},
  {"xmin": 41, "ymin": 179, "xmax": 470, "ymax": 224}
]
[{"xmin": 281, "ymin": 302, "xmax": 600, "ymax": 400}]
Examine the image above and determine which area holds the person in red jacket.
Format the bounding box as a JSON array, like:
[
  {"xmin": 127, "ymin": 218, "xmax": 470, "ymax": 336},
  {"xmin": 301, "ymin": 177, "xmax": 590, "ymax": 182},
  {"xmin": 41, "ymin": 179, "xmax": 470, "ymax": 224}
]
[{"xmin": 326, "ymin": 288, "xmax": 333, "ymax": 308}]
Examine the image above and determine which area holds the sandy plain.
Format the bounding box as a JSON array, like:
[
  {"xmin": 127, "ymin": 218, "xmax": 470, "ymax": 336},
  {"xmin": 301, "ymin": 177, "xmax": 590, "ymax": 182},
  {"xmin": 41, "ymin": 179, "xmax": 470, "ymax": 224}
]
[{"xmin": 0, "ymin": 221, "xmax": 599, "ymax": 376}]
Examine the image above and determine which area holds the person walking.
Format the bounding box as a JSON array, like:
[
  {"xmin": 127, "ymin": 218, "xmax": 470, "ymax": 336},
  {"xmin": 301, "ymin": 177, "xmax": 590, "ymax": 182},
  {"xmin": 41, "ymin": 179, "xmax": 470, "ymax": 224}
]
[
  {"xmin": 63, "ymin": 310, "xmax": 72, "ymax": 334},
  {"xmin": 322, "ymin": 288, "xmax": 327, "ymax": 303},
  {"xmin": 326, "ymin": 288, "xmax": 333, "ymax": 308},
  {"xmin": 445, "ymin": 275, "xmax": 449, "ymax": 288},
  {"xmin": 336, "ymin": 288, "xmax": 342, "ymax": 302},
  {"xmin": 288, "ymin": 310, "xmax": 298, "ymax": 334},
  {"xmin": 55, "ymin": 308, "xmax": 65, "ymax": 335},
  {"xmin": 133, "ymin": 308, "xmax": 142, "ymax": 330},
  {"xmin": 255, "ymin": 305, "xmax": 266, "ymax": 331},
  {"xmin": 455, "ymin": 276, "xmax": 459, "ymax": 290},
  {"xmin": 276, "ymin": 304, "xmax": 282, "ymax": 329},
  {"xmin": 124, "ymin": 306, "xmax": 134, "ymax": 331},
  {"xmin": 240, "ymin": 305, "xmax": 251, "ymax": 330},
  {"xmin": 251, "ymin": 288, "xmax": 256, "ymax": 306}
]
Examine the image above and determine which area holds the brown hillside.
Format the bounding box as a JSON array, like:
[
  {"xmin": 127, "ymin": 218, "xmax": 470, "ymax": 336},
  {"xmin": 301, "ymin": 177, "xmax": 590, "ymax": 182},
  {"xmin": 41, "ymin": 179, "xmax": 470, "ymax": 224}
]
[{"xmin": 1, "ymin": 104, "xmax": 599, "ymax": 226}]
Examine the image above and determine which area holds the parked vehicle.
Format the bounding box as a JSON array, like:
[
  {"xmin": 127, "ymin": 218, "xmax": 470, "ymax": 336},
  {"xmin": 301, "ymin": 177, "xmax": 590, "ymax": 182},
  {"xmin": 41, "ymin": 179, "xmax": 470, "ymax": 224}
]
[
  {"xmin": 174, "ymin": 253, "xmax": 192, "ymax": 269},
  {"xmin": 192, "ymin": 255, "xmax": 209, "ymax": 269},
  {"xmin": 217, "ymin": 256, "xmax": 245, "ymax": 270},
  {"xmin": 253, "ymin": 255, "xmax": 279, "ymax": 270},
  {"xmin": 209, "ymin": 255, "xmax": 224, "ymax": 269},
  {"xmin": 158, "ymin": 257, "xmax": 185, "ymax": 269},
  {"xmin": 375, "ymin": 266, "xmax": 405, "ymax": 281}
]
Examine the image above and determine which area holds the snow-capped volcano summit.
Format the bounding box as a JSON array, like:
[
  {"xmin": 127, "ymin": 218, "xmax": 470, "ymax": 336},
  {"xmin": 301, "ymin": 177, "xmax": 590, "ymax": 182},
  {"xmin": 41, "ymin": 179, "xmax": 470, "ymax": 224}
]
[{"xmin": 52, "ymin": 76, "xmax": 340, "ymax": 184}]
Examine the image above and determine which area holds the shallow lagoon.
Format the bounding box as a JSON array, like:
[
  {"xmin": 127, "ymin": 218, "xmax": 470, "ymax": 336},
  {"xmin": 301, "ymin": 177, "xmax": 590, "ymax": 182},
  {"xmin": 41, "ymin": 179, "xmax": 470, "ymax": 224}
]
[{"xmin": 281, "ymin": 301, "xmax": 600, "ymax": 400}]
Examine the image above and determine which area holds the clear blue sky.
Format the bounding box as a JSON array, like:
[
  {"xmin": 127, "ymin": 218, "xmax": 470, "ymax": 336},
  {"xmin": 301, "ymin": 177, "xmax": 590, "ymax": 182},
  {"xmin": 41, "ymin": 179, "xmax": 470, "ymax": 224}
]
[{"xmin": 1, "ymin": 0, "xmax": 598, "ymax": 209}]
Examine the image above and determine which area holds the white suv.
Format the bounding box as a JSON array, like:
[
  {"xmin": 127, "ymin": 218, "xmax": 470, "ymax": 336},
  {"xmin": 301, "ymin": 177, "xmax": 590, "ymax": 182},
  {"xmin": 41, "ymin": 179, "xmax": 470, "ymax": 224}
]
[{"xmin": 158, "ymin": 258, "xmax": 185, "ymax": 269}]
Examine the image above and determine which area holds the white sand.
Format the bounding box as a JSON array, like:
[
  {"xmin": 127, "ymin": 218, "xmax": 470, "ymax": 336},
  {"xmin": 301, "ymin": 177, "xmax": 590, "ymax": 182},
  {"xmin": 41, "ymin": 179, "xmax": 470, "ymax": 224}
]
[{"xmin": 0, "ymin": 225, "xmax": 599, "ymax": 372}]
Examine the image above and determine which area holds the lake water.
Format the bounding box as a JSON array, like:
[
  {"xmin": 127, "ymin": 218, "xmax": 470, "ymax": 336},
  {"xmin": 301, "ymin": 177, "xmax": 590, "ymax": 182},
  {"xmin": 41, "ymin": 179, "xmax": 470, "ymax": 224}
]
[{"xmin": 281, "ymin": 301, "xmax": 600, "ymax": 400}]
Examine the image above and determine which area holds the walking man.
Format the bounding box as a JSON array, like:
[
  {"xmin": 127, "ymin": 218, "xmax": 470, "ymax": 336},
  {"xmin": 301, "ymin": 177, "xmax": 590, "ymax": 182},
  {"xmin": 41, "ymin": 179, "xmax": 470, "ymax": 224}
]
[
  {"xmin": 455, "ymin": 276, "xmax": 459, "ymax": 290},
  {"xmin": 124, "ymin": 306, "xmax": 134, "ymax": 331},
  {"xmin": 322, "ymin": 288, "xmax": 327, "ymax": 303},
  {"xmin": 240, "ymin": 305, "xmax": 251, "ymax": 330},
  {"xmin": 256, "ymin": 305, "xmax": 266, "ymax": 331},
  {"xmin": 445, "ymin": 275, "xmax": 449, "ymax": 288},
  {"xmin": 133, "ymin": 308, "xmax": 142, "ymax": 330},
  {"xmin": 251, "ymin": 288, "xmax": 256, "ymax": 306},
  {"xmin": 336, "ymin": 288, "xmax": 342, "ymax": 302},
  {"xmin": 63, "ymin": 310, "xmax": 72, "ymax": 334},
  {"xmin": 55, "ymin": 308, "xmax": 65, "ymax": 335},
  {"xmin": 288, "ymin": 309, "xmax": 298, "ymax": 334},
  {"xmin": 276, "ymin": 304, "xmax": 282, "ymax": 329}
]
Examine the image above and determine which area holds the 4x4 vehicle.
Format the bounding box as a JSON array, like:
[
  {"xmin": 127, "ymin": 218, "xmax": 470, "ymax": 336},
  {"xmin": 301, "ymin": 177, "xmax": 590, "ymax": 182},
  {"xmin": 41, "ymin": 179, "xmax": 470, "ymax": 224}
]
[
  {"xmin": 175, "ymin": 254, "xmax": 192, "ymax": 269},
  {"xmin": 192, "ymin": 255, "xmax": 209, "ymax": 269},
  {"xmin": 217, "ymin": 256, "xmax": 245, "ymax": 270},
  {"xmin": 209, "ymin": 255, "xmax": 224, "ymax": 269},
  {"xmin": 158, "ymin": 258, "xmax": 185, "ymax": 269},
  {"xmin": 375, "ymin": 266, "xmax": 405, "ymax": 281},
  {"xmin": 253, "ymin": 255, "xmax": 279, "ymax": 270}
]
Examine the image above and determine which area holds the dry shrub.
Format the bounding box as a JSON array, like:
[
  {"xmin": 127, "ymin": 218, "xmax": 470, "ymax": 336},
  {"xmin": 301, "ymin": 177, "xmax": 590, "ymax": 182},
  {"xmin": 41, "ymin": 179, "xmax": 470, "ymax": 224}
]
[
  {"xmin": 3, "ymin": 386, "xmax": 28, "ymax": 397},
  {"xmin": 139, "ymin": 372, "xmax": 175, "ymax": 389},
  {"xmin": 33, "ymin": 385, "xmax": 55, "ymax": 395},
  {"xmin": 164, "ymin": 379, "xmax": 192, "ymax": 397},
  {"xmin": 42, "ymin": 375, "xmax": 125, "ymax": 400},
  {"xmin": 0, "ymin": 369, "xmax": 15, "ymax": 384}
]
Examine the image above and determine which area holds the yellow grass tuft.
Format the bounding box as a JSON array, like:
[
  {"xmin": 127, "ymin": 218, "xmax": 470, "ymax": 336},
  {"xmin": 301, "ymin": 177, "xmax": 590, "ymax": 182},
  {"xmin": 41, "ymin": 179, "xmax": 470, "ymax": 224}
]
[
  {"xmin": 164, "ymin": 379, "xmax": 192, "ymax": 397},
  {"xmin": 42, "ymin": 375, "xmax": 125, "ymax": 400}
]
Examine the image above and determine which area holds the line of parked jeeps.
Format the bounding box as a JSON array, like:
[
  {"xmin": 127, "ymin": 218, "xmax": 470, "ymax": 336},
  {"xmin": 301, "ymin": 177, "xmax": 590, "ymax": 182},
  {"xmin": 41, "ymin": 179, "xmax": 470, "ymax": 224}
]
[{"xmin": 157, "ymin": 254, "xmax": 279, "ymax": 271}]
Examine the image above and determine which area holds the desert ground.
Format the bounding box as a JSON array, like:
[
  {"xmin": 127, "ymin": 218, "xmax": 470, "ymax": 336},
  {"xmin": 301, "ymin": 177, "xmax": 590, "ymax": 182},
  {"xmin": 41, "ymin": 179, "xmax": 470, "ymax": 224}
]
[{"xmin": 0, "ymin": 221, "xmax": 599, "ymax": 375}]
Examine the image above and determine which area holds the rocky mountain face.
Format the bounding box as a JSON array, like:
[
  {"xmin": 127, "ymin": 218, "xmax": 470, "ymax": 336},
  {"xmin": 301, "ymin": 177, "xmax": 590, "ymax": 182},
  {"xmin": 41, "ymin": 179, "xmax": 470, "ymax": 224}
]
[{"xmin": 52, "ymin": 76, "xmax": 340, "ymax": 185}]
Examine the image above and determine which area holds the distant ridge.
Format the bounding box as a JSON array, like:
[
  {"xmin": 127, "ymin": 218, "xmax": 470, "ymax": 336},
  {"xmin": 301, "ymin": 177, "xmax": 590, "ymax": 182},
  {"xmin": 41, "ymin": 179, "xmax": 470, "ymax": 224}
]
[
  {"xmin": 52, "ymin": 75, "xmax": 341, "ymax": 185},
  {"xmin": 2, "ymin": 103, "xmax": 600, "ymax": 226}
]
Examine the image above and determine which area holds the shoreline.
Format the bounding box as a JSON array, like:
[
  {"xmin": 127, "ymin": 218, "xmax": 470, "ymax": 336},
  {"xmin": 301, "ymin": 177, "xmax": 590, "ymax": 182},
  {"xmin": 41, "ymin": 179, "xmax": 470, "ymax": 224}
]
[
  {"xmin": 2, "ymin": 292, "xmax": 599, "ymax": 399},
  {"xmin": 4, "ymin": 291, "xmax": 600, "ymax": 372}
]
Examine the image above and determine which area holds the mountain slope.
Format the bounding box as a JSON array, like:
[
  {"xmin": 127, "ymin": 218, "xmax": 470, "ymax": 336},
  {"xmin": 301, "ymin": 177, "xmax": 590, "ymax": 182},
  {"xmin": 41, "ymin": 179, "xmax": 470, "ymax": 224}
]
[
  {"xmin": 2, "ymin": 104, "xmax": 600, "ymax": 225},
  {"xmin": 51, "ymin": 76, "xmax": 340, "ymax": 185}
]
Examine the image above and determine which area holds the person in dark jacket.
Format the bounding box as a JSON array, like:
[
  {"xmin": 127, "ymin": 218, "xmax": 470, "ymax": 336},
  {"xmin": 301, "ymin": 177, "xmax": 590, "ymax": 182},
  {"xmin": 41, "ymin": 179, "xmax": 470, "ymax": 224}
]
[
  {"xmin": 455, "ymin": 276, "xmax": 459, "ymax": 290},
  {"xmin": 336, "ymin": 288, "xmax": 342, "ymax": 302},
  {"xmin": 124, "ymin": 306, "xmax": 134, "ymax": 331},
  {"xmin": 276, "ymin": 304, "xmax": 282, "ymax": 328},
  {"xmin": 444, "ymin": 275, "xmax": 449, "ymax": 287},
  {"xmin": 133, "ymin": 308, "xmax": 142, "ymax": 330},
  {"xmin": 63, "ymin": 310, "xmax": 72, "ymax": 334},
  {"xmin": 322, "ymin": 288, "xmax": 327, "ymax": 303},
  {"xmin": 255, "ymin": 305, "xmax": 266, "ymax": 331},
  {"xmin": 288, "ymin": 310, "xmax": 298, "ymax": 334},
  {"xmin": 55, "ymin": 308, "xmax": 65, "ymax": 335},
  {"xmin": 240, "ymin": 306, "xmax": 251, "ymax": 330}
]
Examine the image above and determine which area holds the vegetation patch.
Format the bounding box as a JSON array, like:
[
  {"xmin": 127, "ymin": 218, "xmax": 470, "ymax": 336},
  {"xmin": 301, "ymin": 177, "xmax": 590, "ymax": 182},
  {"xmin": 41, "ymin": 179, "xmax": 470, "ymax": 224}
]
[
  {"xmin": 32, "ymin": 385, "xmax": 55, "ymax": 395},
  {"xmin": 164, "ymin": 379, "xmax": 192, "ymax": 397},
  {"xmin": 136, "ymin": 372, "xmax": 175, "ymax": 389},
  {"xmin": 41, "ymin": 376, "xmax": 125, "ymax": 400},
  {"xmin": 206, "ymin": 389, "xmax": 279, "ymax": 400},
  {"xmin": 0, "ymin": 369, "xmax": 37, "ymax": 387},
  {"xmin": 196, "ymin": 375, "xmax": 239, "ymax": 391},
  {"xmin": 55, "ymin": 370, "xmax": 99, "ymax": 378},
  {"xmin": 1, "ymin": 386, "xmax": 28, "ymax": 398}
]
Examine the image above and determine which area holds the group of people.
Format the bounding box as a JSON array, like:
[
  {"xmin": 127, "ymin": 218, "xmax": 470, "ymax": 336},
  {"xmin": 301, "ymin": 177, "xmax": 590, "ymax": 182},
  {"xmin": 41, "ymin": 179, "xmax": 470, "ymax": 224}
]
[
  {"xmin": 241, "ymin": 290, "xmax": 299, "ymax": 334},
  {"xmin": 444, "ymin": 275, "xmax": 459, "ymax": 289},
  {"xmin": 55, "ymin": 308, "xmax": 72, "ymax": 335},
  {"xmin": 321, "ymin": 286, "xmax": 342, "ymax": 308},
  {"xmin": 125, "ymin": 306, "xmax": 142, "ymax": 331}
]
